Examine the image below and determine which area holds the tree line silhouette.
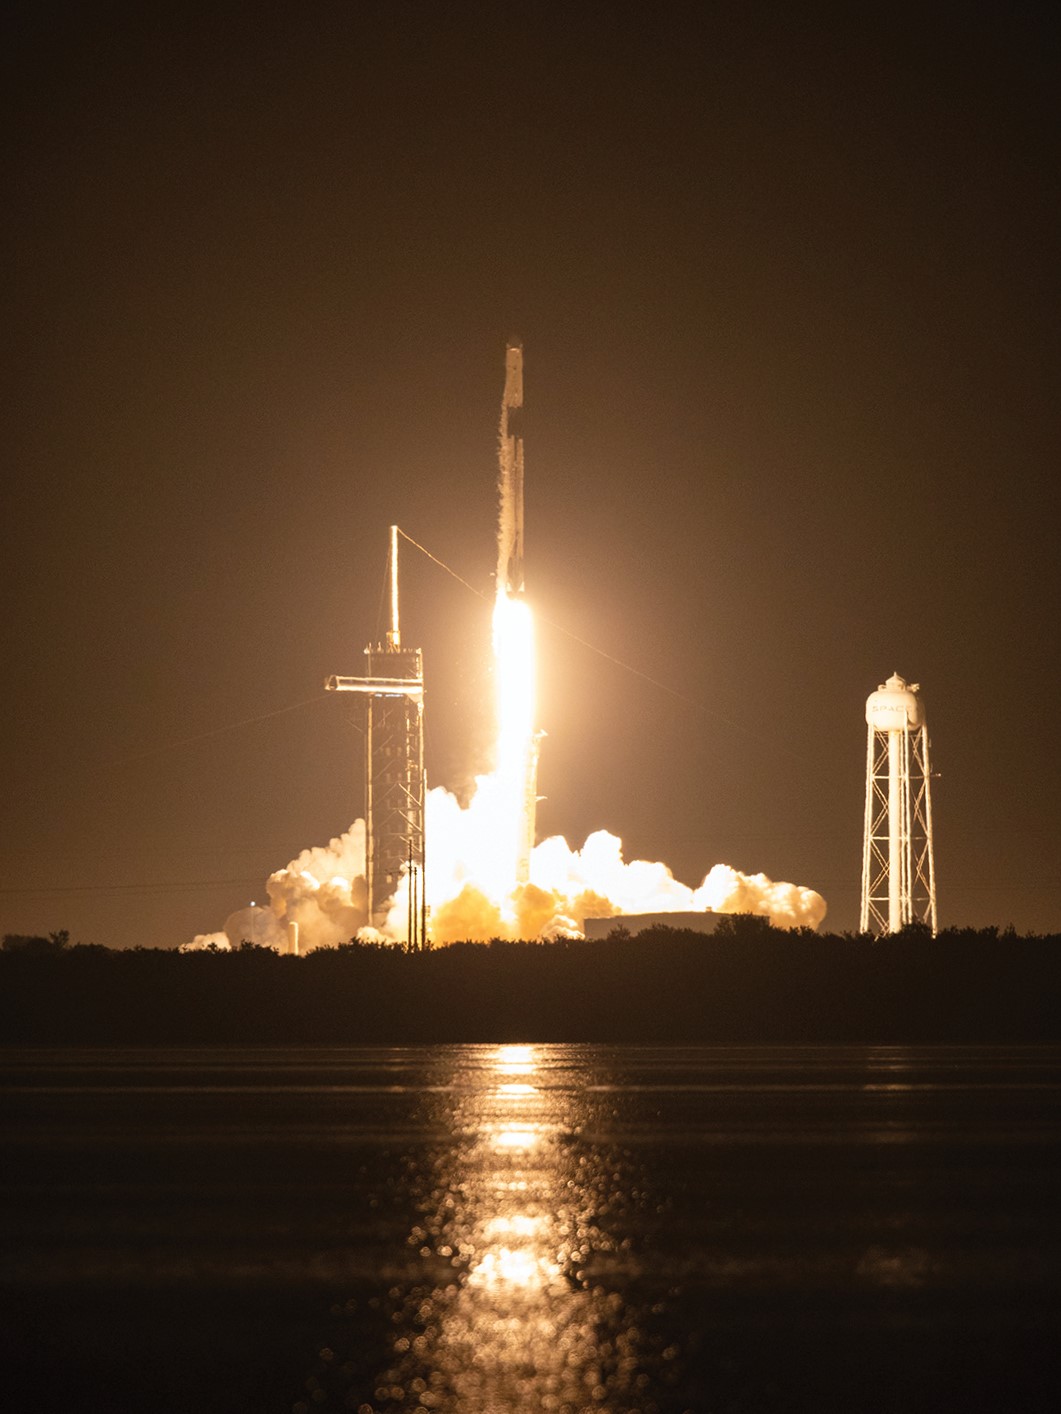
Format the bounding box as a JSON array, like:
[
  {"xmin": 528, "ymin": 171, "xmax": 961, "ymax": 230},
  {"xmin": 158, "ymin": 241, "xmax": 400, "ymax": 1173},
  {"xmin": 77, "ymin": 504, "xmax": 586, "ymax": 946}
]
[{"xmin": 3, "ymin": 919, "xmax": 1058, "ymax": 1043}]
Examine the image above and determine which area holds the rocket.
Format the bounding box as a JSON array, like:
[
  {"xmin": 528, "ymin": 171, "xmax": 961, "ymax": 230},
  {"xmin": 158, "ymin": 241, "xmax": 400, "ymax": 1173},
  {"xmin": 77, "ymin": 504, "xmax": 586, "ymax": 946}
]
[{"xmin": 496, "ymin": 338, "xmax": 525, "ymax": 596}]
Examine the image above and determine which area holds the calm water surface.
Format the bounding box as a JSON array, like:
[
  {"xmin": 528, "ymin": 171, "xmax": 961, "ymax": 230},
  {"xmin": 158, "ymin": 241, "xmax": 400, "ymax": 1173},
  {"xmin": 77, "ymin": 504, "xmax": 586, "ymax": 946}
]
[{"xmin": 2, "ymin": 1045, "xmax": 1059, "ymax": 1413}]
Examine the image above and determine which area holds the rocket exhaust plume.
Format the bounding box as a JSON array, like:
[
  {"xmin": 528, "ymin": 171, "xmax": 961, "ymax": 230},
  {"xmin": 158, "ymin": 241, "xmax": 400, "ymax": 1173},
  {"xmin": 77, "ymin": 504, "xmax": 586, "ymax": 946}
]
[{"xmin": 191, "ymin": 342, "xmax": 827, "ymax": 952}]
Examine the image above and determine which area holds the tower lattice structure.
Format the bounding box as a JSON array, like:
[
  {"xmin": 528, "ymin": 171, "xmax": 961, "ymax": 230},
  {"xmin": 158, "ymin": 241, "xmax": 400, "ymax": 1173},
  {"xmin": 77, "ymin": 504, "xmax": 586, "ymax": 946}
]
[
  {"xmin": 860, "ymin": 673, "xmax": 937, "ymax": 936},
  {"xmin": 361, "ymin": 642, "xmax": 425, "ymax": 934},
  {"xmin": 326, "ymin": 526, "xmax": 427, "ymax": 947}
]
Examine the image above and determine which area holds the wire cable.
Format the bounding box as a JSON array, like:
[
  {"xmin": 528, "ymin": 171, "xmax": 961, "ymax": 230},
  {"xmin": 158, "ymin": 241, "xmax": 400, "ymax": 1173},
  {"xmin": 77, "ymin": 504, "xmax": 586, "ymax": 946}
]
[
  {"xmin": 397, "ymin": 526, "xmax": 746, "ymax": 728},
  {"xmin": 397, "ymin": 527, "xmax": 489, "ymax": 600},
  {"xmin": 0, "ymin": 877, "xmax": 265, "ymax": 896},
  {"xmin": 105, "ymin": 695, "xmax": 330, "ymax": 769}
]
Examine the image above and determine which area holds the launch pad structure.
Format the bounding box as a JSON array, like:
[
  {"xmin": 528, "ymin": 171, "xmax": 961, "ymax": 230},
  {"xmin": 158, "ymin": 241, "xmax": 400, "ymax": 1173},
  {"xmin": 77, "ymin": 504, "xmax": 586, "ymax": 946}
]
[{"xmin": 326, "ymin": 526, "xmax": 428, "ymax": 948}]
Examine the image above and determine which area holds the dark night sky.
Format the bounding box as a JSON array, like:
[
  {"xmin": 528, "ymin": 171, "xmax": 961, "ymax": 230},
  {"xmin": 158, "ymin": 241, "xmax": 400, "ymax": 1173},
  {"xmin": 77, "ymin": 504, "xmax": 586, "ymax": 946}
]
[{"xmin": 3, "ymin": 1, "xmax": 1058, "ymax": 947}]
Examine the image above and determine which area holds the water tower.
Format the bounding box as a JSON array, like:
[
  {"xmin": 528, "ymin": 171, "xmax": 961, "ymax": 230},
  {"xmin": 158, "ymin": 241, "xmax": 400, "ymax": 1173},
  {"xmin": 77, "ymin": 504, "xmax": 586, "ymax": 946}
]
[{"xmin": 860, "ymin": 673, "xmax": 937, "ymax": 935}]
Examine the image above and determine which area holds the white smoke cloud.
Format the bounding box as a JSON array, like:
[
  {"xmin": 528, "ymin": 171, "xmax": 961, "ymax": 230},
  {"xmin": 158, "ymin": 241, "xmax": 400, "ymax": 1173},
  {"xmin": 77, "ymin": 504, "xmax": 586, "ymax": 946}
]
[
  {"xmin": 524, "ymin": 827, "xmax": 826, "ymax": 936},
  {"xmin": 222, "ymin": 904, "xmax": 287, "ymax": 949},
  {"xmin": 693, "ymin": 863, "xmax": 827, "ymax": 928},
  {"xmin": 194, "ymin": 778, "xmax": 826, "ymax": 952},
  {"xmin": 190, "ymin": 783, "xmax": 827, "ymax": 951},
  {"xmin": 180, "ymin": 931, "xmax": 231, "ymax": 953},
  {"xmin": 265, "ymin": 820, "xmax": 369, "ymax": 949}
]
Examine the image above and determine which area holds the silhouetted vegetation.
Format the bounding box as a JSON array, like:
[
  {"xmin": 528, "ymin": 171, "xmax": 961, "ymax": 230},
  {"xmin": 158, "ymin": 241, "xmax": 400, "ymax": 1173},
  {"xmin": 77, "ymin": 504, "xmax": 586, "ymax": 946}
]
[
  {"xmin": 2, "ymin": 928, "xmax": 70, "ymax": 954},
  {"xmin": 2, "ymin": 923, "xmax": 1059, "ymax": 1043}
]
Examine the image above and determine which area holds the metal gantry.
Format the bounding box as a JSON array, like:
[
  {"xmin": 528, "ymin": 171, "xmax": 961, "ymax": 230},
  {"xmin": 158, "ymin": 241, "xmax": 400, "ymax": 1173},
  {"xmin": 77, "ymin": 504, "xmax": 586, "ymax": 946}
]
[
  {"xmin": 326, "ymin": 526, "xmax": 428, "ymax": 948},
  {"xmin": 860, "ymin": 673, "xmax": 937, "ymax": 935}
]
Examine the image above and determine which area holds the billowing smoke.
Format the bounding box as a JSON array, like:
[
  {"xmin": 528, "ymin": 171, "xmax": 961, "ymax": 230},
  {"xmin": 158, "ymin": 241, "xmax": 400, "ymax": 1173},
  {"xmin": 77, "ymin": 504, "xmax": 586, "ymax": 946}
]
[
  {"xmin": 191, "ymin": 782, "xmax": 825, "ymax": 951},
  {"xmin": 416, "ymin": 785, "xmax": 826, "ymax": 942},
  {"xmin": 181, "ymin": 903, "xmax": 285, "ymax": 952},
  {"xmin": 181, "ymin": 931, "xmax": 231, "ymax": 952},
  {"xmin": 266, "ymin": 820, "xmax": 369, "ymax": 947}
]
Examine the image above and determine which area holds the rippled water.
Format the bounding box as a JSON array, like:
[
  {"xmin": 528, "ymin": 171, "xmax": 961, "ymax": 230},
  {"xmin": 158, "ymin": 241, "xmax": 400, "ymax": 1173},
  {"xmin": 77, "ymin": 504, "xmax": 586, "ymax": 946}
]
[{"xmin": 2, "ymin": 1045, "xmax": 1060, "ymax": 1413}]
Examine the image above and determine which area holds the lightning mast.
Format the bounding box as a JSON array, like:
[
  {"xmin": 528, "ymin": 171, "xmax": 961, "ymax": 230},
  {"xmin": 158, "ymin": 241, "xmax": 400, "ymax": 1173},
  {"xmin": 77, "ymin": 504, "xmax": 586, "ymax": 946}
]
[
  {"xmin": 860, "ymin": 672, "xmax": 937, "ymax": 935},
  {"xmin": 326, "ymin": 525, "xmax": 427, "ymax": 948}
]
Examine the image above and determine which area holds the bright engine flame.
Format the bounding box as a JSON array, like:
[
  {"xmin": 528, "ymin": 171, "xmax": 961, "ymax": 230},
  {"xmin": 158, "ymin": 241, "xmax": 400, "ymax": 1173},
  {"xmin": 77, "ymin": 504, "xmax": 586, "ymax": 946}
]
[{"xmin": 491, "ymin": 590, "xmax": 538, "ymax": 894}]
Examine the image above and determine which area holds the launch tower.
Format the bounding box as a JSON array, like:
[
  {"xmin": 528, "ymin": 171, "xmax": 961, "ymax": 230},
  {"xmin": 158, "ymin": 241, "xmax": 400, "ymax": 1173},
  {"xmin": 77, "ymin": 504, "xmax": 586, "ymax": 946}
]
[
  {"xmin": 860, "ymin": 673, "xmax": 937, "ymax": 935},
  {"xmin": 326, "ymin": 526, "xmax": 427, "ymax": 947}
]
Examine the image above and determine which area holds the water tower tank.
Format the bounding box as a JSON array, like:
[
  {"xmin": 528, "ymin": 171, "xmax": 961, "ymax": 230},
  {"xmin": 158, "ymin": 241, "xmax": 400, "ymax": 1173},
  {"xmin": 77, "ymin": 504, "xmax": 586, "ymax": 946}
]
[{"xmin": 866, "ymin": 673, "xmax": 923, "ymax": 732}]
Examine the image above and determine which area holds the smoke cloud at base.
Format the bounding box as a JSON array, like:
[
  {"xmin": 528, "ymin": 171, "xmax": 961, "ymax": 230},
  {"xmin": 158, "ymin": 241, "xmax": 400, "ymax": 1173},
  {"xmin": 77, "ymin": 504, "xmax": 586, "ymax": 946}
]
[
  {"xmin": 195, "ymin": 780, "xmax": 826, "ymax": 952},
  {"xmin": 266, "ymin": 820, "xmax": 369, "ymax": 946}
]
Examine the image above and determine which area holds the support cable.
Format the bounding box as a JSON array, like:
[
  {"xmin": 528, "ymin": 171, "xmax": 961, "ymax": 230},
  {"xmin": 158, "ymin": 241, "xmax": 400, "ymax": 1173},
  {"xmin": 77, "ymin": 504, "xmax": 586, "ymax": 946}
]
[
  {"xmin": 396, "ymin": 527, "xmax": 488, "ymax": 600},
  {"xmin": 0, "ymin": 876, "xmax": 265, "ymax": 896},
  {"xmin": 396, "ymin": 526, "xmax": 748, "ymax": 730},
  {"xmin": 105, "ymin": 695, "xmax": 330, "ymax": 769}
]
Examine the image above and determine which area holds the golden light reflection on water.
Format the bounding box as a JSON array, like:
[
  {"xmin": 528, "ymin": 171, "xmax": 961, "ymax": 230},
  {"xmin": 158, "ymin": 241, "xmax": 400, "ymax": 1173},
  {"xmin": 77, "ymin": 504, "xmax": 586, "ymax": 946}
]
[
  {"xmin": 483, "ymin": 1214, "xmax": 542, "ymax": 1238},
  {"xmin": 468, "ymin": 1245, "xmax": 561, "ymax": 1290},
  {"xmin": 491, "ymin": 1124, "xmax": 540, "ymax": 1151},
  {"xmin": 320, "ymin": 1045, "xmax": 650, "ymax": 1413},
  {"xmin": 271, "ymin": 1046, "xmax": 1044, "ymax": 1414},
  {"xmin": 494, "ymin": 1043, "xmax": 536, "ymax": 1076}
]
